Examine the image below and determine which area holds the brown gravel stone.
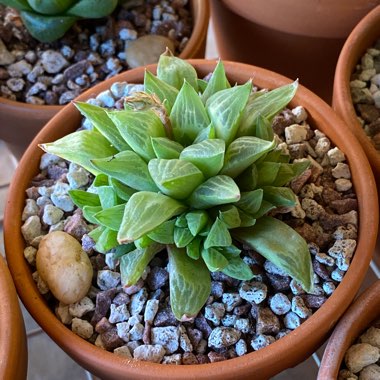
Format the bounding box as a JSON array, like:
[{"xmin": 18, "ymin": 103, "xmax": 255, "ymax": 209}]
[
  {"xmin": 100, "ymin": 328, "xmax": 124, "ymax": 351},
  {"xmin": 256, "ymin": 307, "xmax": 281, "ymax": 335}
]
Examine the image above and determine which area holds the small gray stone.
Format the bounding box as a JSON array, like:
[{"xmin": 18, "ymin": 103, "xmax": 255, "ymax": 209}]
[
  {"xmin": 0, "ymin": 38, "xmax": 15, "ymax": 65},
  {"xmin": 116, "ymin": 322, "xmax": 130, "ymax": 342},
  {"xmin": 126, "ymin": 35, "xmax": 175, "ymax": 69},
  {"xmin": 96, "ymin": 90, "xmax": 115, "ymax": 108},
  {"xmin": 162, "ymin": 353, "xmax": 182, "ymax": 365},
  {"xmin": 110, "ymin": 82, "xmax": 128, "ymax": 98},
  {"xmin": 40, "ymin": 153, "xmax": 61, "ymax": 170},
  {"xmin": 239, "ymin": 281, "xmax": 267, "ymax": 304},
  {"xmin": 235, "ymin": 339, "xmax": 247, "ymax": 356},
  {"xmin": 221, "ymin": 314, "xmax": 237, "ymax": 327},
  {"xmin": 71, "ymin": 318, "xmax": 93, "ymax": 339},
  {"xmin": 151, "ymin": 326, "xmax": 180, "ymax": 354},
  {"xmin": 119, "ymin": 28, "xmax": 138, "ymax": 41},
  {"xmin": 284, "ymin": 311, "xmax": 302, "ymax": 330},
  {"xmin": 269, "ymin": 293, "xmax": 291, "ymax": 315},
  {"xmin": 23, "ymin": 246, "xmax": 37, "ymax": 266},
  {"xmin": 144, "ymin": 299, "xmax": 159, "ymax": 324},
  {"xmin": 67, "ymin": 163, "xmax": 89, "ymax": 189},
  {"xmin": 6, "ymin": 78, "xmax": 25, "ymax": 92},
  {"xmin": 251, "ymin": 334, "xmax": 275, "ymax": 351},
  {"xmin": 222, "ymin": 293, "xmax": 242, "ymax": 312},
  {"xmin": 8, "ymin": 60, "xmax": 32, "ymax": 77},
  {"xmin": 21, "ymin": 215, "xmax": 42, "ymax": 244},
  {"xmin": 130, "ymin": 288, "xmax": 148, "ymax": 315},
  {"xmin": 114, "ymin": 345, "xmax": 132, "ymax": 358},
  {"xmin": 133, "ymin": 344, "xmax": 165, "ymax": 363},
  {"xmin": 291, "ymin": 296, "xmax": 312, "ymax": 319},
  {"xmin": 69, "ymin": 297, "xmax": 95, "ymax": 318},
  {"xmin": 22, "ymin": 199, "xmax": 39, "ymax": 221},
  {"xmin": 208, "ymin": 327, "xmax": 241, "ymax": 349},
  {"xmin": 129, "ymin": 322, "xmax": 144, "ymax": 341},
  {"xmin": 42, "ymin": 204, "xmax": 64, "ymax": 225},
  {"xmin": 97, "ymin": 270, "xmax": 121, "ymax": 290},
  {"xmin": 234, "ymin": 318, "xmax": 251, "ymax": 333},
  {"xmin": 41, "ymin": 50, "xmax": 68, "ymax": 74},
  {"xmin": 323, "ymin": 282, "xmax": 336, "ymax": 295},
  {"xmin": 205, "ymin": 302, "xmax": 225, "ymax": 325},
  {"xmin": 345, "ymin": 343, "xmax": 380, "ymax": 373},
  {"xmin": 179, "ymin": 325, "xmax": 193, "ymax": 352},
  {"xmin": 109, "ymin": 304, "xmax": 130, "ymax": 323}
]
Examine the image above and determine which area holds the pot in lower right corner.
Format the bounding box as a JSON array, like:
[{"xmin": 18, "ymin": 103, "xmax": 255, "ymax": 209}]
[
  {"xmin": 318, "ymin": 280, "xmax": 380, "ymax": 379},
  {"xmin": 333, "ymin": 5, "xmax": 380, "ymax": 192}
]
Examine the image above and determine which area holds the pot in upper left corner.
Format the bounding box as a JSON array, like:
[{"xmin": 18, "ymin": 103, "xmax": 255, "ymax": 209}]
[
  {"xmin": 0, "ymin": 0, "xmax": 210, "ymax": 159},
  {"xmin": 0, "ymin": 254, "xmax": 27, "ymax": 380}
]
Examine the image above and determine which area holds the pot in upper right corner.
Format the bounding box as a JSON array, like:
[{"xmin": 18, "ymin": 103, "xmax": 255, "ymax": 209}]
[
  {"xmin": 210, "ymin": 0, "xmax": 378, "ymax": 102},
  {"xmin": 333, "ymin": 5, "xmax": 380, "ymax": 191}
]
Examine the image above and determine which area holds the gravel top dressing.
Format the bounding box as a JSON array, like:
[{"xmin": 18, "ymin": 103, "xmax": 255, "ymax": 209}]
[
  {"xmin": 0, "ymin": 0, "xmax": 192, "ymax": 105},
  {"xmin": 20, "ymin": 74, "xmax": 359, "ymax": 365},
  {"xmin": 350, "ymin": 38, "xmax": 380, "ymax": 152},
  {"xmin": 339, "ymin": 321, "xmax": 380, "ymax": 380}
]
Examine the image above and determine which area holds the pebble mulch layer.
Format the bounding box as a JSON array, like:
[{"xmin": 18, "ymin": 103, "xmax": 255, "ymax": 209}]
[
  {"xmin": 21, "ymin": 83, "xmax": 359, "ymax": 364},
  {"xmin": 350, "ymin": 38, "xmax": 380, "ymax": 152},
  {"xmin": 0, "ymin": 0, "xmax": 192, "ymax": 105},
  {"xmin": 339, "ymin": 321, "xmax": 380, "ymax": 380}
]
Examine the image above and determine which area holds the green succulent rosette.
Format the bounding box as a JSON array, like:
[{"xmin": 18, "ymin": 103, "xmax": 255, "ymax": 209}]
[
  {"xmin": 41, "ymin": 50, "xmax": 314, "ymax": 321},
  {"xmin": 0, "ymin": 0, "xmax": 118, "ymax": 42}
]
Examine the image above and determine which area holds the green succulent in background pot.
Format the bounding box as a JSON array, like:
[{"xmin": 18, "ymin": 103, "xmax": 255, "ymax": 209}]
[
  {"xmin": 41, "ymin": 50, "xmax": 313, "ymax": 321},
  {"xmin": 0, "ymin": 0, "xmax": 119, "ymax": 42}
]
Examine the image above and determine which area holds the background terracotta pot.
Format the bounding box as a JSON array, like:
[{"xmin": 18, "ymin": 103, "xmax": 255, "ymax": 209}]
[
  {"xmin": 317, "ymin": 280, "xmax": 380, "ymax": 379},
  {"xmin": 4, "ymin": 60, "xmax": 379, "ymax": 380},
  {"xmin": 0, "ymin": 254, "xmax": 27, "ymax": 380},
  {"xmin": 210, "ymin": 0, "xmax": 378, "ymax": 102},
  {"xmin": 0, "ymin": 0, "xmax": 210, "ymax": 160},
  {"xmin": 333, "ymin": 5, "xmax": 380, "ymax": 194}
]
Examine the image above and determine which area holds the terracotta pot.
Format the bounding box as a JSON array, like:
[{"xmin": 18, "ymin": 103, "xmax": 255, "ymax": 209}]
[
  {"xmin": 0, "ymin": 0, "xmax": 210, "ymax": 160},
  {"xmin": 4, "ymin": 59, "xmax": 379, "ymax": 379},
  {"xmin": 318, "ymin": 280, "xmax": 380, "ymax": 379},
  {"xmin": 333, "ymin": 5, "xmax": 380, "ymax": 195},
  {"xmin": 0, "ymin": 255, "xmax": 27, "ymax": 380},
  {"xmin": 210, "ymin": 0, "xmax": 378, "ymax": 102}
]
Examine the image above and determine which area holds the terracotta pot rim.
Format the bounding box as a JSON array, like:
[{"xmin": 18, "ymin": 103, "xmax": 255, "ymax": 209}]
[
  {"xmin": 0, "ymin": 0, "xmax": 209, "ymax": 112},
  {"xmin": 0, "ymin": 255, "xmax": 27, "ymax": 380},
  {"xmin": 318, "ymin": 280, "xmax": 380, "ymax": 379},
  {"xmin": 5, "ymin": 59, "xmax": 379, "ymax": 379},
  {"xmin": 333, "ymin": 5, "xmax": 380, "ymax": 177}
]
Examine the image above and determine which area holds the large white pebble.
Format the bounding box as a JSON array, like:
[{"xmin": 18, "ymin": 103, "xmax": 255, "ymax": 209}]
[{"xmin": 36, "ymin": 231, "xmax": 93, "ymax": 304}]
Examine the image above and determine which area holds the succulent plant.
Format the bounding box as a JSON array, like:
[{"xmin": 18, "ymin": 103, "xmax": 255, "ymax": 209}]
[
  {"xmin": 41, "ymin": 51, "xmax": 314, "ymax": 320},
  {"xmin": 0, "ymin": 0, "xmax": 118, "ymax": 42}
]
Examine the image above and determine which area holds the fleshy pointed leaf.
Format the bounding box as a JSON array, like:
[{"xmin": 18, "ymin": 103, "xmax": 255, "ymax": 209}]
[
  {"xmin": 151, "ymin": 137, "xmax": 184, "ymax": 159},
  {"xmin": 88, "ymin": 225, "xmax": 104, "ymax": 241},
  {"xmin": 68, "ymin": 190, "xmax": 100, "ymax": 209},
  {"xmin": 170, "ymin": 80, "xmax": 210, "ymax": 146},
  {"xmin": 185, "ymin": 210, "xmax": 210, "ymax": 236},
  {"xmin": 83, "ymin": 205, "xmax": 102, "ymax": 224},
  {"xmin": 157, "ymin": 49, "xmax": 198, "ymax": 91},
  {"xmin": 0, "ymin": 0, "xmax": 32, "ymax": 11},
  {"xmin": 174, "ymin": 227, "xmax": 195, "ymax": 248},
  {"xmin": 118, "ymin": 192, "xmax": 187, "ymax": 243},
  {"xmin": 180, "ymin": 139, "xmax": 225, "ymax": 178},
  {"xmin": 204, "ymin": 218, "xmax": 232, "ymax": 249},
  {"xmin": 206, "ymin": 81, "xmax": 252, "ymax": 145},
  {"xmin": 186, "ymin": 237, "xmax": 202, "ymax": 259},
  {"xmin": 113, "ymin": 243, "xmax": 136, "ymax": 259},
  {"xmin": 97, "ymin": 186, "xmax": 118, "ymax": 209},
  {"xmin": 148, "ymin": 159, "xmax": 204, "ymax": 200},
  {"xmin": 20, "ymin": 11, "xmax": 77, "ymax": 42},
  {"xmin": 201, "ymin": 60, "xmax": 230, "ymax": 103},
  {"xmin": 109, "ymin": 178, "xmax": 136, "ymax": 202},
  {"xmin": 256, "ymin": 162, "xmax": 281, "ymax": 187},
  {"xmin": 147, "ymin": 219, "xmax": 175, "ymax": 244},
  {"xmin": 144, "ymin": 70, "xmax": 179, "ymax": 111},
  {"xmin": 201, "ymin": 247, "xmax": 229, "ymax": 272},
  {"xmin": 197, "ymin": 79, "xmax": 208, "ymax": 93},
  {"xmin": 28, "ymin": 0, "xmax": 74, "ymax": 14},
  {"xmin": 235, "ymin": 189, "xmax": 263, "ymax": 216},
  {"xmin": 218, "ymin": 205, "xmax": 241, "ymax": 229},
  {"xmin": 91, "ymin": 151, "xmax": 159, "ymax": 192},
  {"xmin": 249, "ymin": 200, "xmax": 275, "ymax": 219},
  {"xmin": 107, "ymin": 109, "xmax": 166, "ymax": 162},
  {"xmin": 121, "ymin": 243, "xmax": 164, "ymax": 286},
  {"xmin": 193, "ymin": 123, "xmax": 216, "ymax": 144},
  {"xmin": 221, "ymin": 136, "xmax": 275, "ymax": 178},
  {"xmin": 238, "ymin": 81, "xmax": 298, "ymax": 137},
  {"xmin": 168, "ymin": 245, "xmax": 211, "ymax": 320},
  {"xmin": 40, "ymin": 130, "xmax": 117, "ymax": 175},
  {"xmin": 234, "ymin": 216, "xmax": 313, "ymax": 291},
  {"xmin": 175, "ymin": 214, "xmax": 188, "ymax": 228},
  {"xmin": 93, "ymin": 204, "xmax": 125, "ymax": 231},
  {"xmin": 237, "ymin": 209, "xmax": 256, "ymax": 227},
  {"xmin": 187, "ymin": 175, "xmax": 240, "ymax": 209},
  {"xmin": 218, "ymin": 245, "xmax": 241, "ymax": 260},
  {"xmin": 74, "ymin": 102, "xmax": 131, "ymax": 152},
  {"xmin": 135, "ymin": 235, "xmax": 155, "ymax": 249},
  {"xmin": 262, "ymin": 186, "xmax": 297, "ymax": 207},
  {"xmin": 95, "ymin": 228, "xmax": 119, "ymax": 254},
  {"xmin": 67, "ymin": 0, "xmax": 118, "ymax": 17},
  {"xmin": 222, "ymin": 257, "xmax": 254, "ymax": 281},
  {"xmin": 272, "ymin": 161, "xmax": 310, "ymax": 187},
  {"xmin": 255, "ymin": 114, "xmax": 274, "ymax": 141}
]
